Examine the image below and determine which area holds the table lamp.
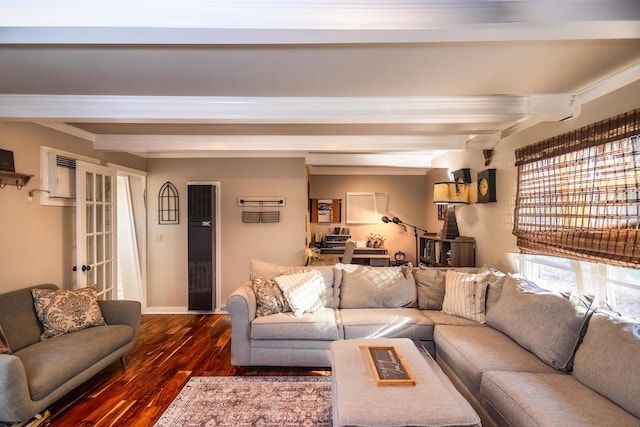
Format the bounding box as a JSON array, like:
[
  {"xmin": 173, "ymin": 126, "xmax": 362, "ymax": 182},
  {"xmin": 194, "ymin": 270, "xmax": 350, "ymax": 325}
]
[{"xmin": 433, "ymin": 182, "xmax": 469, "ymax": 239}]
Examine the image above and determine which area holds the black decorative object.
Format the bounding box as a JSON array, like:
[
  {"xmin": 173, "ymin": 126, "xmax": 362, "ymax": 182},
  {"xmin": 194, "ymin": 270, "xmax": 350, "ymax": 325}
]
[
  {"xmin": 477, "ymin": 169, "xmax": 497, "ymax": 203},
  {"xmin": 452, "ymin": 168, "xmax": 471, "ymax": 184},
  {"xmin": 0, "ymin": 149, "xmax": 15, "ymax": 172},
  {"xmin": 159, "ymin": 181, "xmax": 180, "ymax": 224}
]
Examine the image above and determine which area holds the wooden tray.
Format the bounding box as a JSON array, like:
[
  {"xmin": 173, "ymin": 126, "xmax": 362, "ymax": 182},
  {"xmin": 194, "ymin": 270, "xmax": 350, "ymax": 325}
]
[{"xmin": 364, "ymin": 345, "xmax": 415, "ymax": 386}]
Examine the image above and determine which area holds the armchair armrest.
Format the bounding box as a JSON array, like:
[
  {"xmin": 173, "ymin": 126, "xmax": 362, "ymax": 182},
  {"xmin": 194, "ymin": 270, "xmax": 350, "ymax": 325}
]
[{"xmin": 98, "ymin": 300, "xmax": 142, "ymax": 339}]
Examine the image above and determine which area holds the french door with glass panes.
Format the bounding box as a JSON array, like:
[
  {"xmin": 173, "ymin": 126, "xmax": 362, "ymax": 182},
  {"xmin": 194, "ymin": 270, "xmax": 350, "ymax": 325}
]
[{"xmin": 75, "ymin": 161, "xmax": 117, "ymax": 299}]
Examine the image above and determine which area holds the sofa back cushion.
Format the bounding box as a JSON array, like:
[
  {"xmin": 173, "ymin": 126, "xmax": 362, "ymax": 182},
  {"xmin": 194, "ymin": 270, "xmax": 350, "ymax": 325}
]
[
  {"xmin": 249, "ymin": 259, "xmax": 337, "ymax": 308},
  {"xmin": 339, "ymin": 265, "xmax": 416, "ymax": 308},
  {"xmin": 0, "ymin": 284, "xmax": 58, "ymax": 352},
  {"xmin": 573, "ymin": 312, "xmax": 640, "ymax": 419},
  {"xmin": 486, "ymin": 274, "xmax": 592, "ymax": 371},
  {"xmin": 415, "ymin": 268, "xmax": 447, "ymax": 310}
]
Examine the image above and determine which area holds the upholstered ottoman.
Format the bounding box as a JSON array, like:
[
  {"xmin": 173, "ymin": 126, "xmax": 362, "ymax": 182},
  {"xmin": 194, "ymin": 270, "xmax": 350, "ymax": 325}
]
[{"xmin": 331, "ymin": 338, "xmax": 480, "ymax": 427}]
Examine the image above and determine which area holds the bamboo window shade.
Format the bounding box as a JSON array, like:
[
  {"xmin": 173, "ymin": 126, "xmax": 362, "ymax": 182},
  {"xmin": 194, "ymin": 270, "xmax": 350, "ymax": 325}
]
[{"xmin": 513, "ymin": 109, "xmax": 640, "ymax": 268}]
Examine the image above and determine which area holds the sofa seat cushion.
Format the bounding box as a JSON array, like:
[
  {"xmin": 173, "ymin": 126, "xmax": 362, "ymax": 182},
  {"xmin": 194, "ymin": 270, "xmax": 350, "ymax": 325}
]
[
  {"xmin": 434, "ymin": 325, "xmax": 558, "ymax": 394},
  {"xmin": 421, "ymin": 310, "xmax": 486, "ymax": 327},
  {"xmin": 340, "ymin": 308, "xmax": 434, "ymax": 340},
  {"xmin": 15, "ymin": 324, "xmax": 134, "ymax": 401},
  {"xmin": 251, "ymin": 308, "xmax": 340, "ymax": 340},
  {"xmin": 480, "ymin": 371, "xmax": 640, "ymax": 427}
]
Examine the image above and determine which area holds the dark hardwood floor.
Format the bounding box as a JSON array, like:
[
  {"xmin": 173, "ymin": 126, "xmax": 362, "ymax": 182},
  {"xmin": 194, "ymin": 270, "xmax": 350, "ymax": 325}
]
[{"xmin": 46, "ymin": 314, "xmax": 330, "ymax": 427}]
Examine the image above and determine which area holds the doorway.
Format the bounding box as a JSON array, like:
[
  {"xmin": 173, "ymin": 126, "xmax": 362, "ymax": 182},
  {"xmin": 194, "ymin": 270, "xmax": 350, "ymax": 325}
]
[{"xmin": 116, "ymin": 169, "xmax": 147, "ymax": 309}]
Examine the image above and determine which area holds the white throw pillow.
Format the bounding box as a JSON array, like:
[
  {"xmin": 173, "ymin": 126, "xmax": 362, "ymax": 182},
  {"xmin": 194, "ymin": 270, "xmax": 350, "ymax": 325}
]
[
  {"xmin": 441, "ymin": 270, "xmax": 488, "ymax": 323},
  {"xmin": 275, "ymin": 270, "xmax": 325, "ymax": 316}
]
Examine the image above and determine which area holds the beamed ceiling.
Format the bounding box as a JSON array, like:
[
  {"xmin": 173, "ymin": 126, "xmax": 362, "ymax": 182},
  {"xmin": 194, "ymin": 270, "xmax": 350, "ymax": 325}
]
[{"xmin": 1, "ymin": 0, "xmax": 639, "ymax": 173}]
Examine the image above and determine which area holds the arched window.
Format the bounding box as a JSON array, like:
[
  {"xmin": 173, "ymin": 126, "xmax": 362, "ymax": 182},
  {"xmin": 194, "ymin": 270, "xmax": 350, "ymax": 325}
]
[{"xmin": 158, "ymin": 181, "xmax": 179, "ymax": 224}]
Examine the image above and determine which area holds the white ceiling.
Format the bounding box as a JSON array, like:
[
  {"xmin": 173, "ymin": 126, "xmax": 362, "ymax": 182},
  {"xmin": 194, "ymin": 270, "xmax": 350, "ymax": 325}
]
[{"xmin": 1, "ymin": 0, "xmax": 639, "ymax": 172}]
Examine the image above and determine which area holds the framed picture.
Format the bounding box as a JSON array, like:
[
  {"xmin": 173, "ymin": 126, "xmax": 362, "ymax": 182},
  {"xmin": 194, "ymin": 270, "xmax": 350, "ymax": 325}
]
[
  {"xmin": 437, "ymin": 204, "xmax": 447, "ymax": 221},
  {"xmin": 345, "ymin": 192, "xmax": 388, "ymax": 224},
  {"xmin": 309, "ymin": 198, "xmax": 341, "ymax": 223}
]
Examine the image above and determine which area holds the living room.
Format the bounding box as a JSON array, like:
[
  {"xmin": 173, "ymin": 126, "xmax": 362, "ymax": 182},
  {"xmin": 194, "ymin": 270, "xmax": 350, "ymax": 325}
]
[{"xmin": 1, "ymin": 2, "xmax": 640, "ymax": 426}]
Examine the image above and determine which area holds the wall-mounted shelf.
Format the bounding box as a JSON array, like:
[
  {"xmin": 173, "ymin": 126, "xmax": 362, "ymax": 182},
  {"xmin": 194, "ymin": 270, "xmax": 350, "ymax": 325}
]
[{"xmin": 0, "ymin": 171, "xmax": 33, "ymax": 189}]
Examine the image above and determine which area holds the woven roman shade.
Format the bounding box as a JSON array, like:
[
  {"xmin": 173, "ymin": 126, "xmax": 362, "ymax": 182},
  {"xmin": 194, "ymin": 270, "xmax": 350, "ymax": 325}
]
[{"xmin": 513, "ymin": 109, "xmax": 640, "ymax": 268}]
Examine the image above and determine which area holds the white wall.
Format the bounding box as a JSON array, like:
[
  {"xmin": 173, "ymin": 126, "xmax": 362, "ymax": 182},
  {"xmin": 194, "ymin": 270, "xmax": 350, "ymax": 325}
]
[
  {"xmin": 146, "ymin": 157, "xmax": 307, "ymax": 311},
  {"xmin": 428, "ymin": 80, "xmax": 640, "ymax": 273}
]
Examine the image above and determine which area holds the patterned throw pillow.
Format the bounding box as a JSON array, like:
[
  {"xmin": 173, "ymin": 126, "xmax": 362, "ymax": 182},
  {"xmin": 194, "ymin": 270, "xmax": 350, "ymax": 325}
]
[
  {"xmin": 441, "ymin": 270, "xmax": 488, "ymax": 323},
  {"xmin": 274, "ymin": 270, "xmax": 325, "ymax": 316},
  {"xmin": 0, "ymin": 325, "xmax": 11, "ymax": 354},
  {"xmin": 251, "ymin": 277, "xmax": 292, "ymax": 317},
  {"xmin": 31, "ymin": 286, "xmax": 106, "ymax": 339}
]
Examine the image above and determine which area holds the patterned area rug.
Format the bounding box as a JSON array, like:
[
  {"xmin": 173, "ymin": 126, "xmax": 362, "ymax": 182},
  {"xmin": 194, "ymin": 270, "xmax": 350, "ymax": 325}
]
[{"xmin": 154, "ymin": 376, "xmax": 333, "ymax": 426}]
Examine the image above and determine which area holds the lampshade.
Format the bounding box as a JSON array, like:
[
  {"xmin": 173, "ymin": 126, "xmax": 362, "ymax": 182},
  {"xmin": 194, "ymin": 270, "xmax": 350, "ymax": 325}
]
[{"xmin": 433, "ymin": 182, "xmax": 469, "ymax": 204}]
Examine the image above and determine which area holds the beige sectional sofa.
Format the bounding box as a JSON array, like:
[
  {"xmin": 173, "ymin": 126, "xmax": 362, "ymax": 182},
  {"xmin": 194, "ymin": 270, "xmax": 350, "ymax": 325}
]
[
  {"xmin": 227, "ymin": 260, "xmax": 640, "ymax": 426},
  {"xmin": 0, "ymin": 284, "xmax": 141, "ymax": 424}
]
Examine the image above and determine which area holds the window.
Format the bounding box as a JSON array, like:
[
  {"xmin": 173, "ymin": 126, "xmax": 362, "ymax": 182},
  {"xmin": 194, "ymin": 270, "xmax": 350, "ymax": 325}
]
[
  {"xmin": 513, "ymin": 109, "xmax": 640, "ymax": 268},
  {"xmin": 515, "ymin": 253, "xmax": 640, "ymax": 319}
]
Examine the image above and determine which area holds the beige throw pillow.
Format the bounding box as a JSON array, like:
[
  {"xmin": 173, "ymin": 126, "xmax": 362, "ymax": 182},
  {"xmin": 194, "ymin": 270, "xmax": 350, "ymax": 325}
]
[
  {"xmin": 249, "ymin": 259, "xmax": 337, "ymax": 308},
  {"xmin": 441, "ymin": 270, "xmax": 488, "ymax": 323},
  {"xmin": 275, "ymin": 270, "xmax": 325, "ymax": 316},
  {"xmin": 32, "ymin": 286, "xmax": 106, "ymax": 339}
]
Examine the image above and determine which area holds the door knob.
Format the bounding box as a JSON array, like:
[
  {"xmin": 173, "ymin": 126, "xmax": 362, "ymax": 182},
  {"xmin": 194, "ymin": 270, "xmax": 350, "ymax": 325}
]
[{"xmin": 82, "ymin": 265, "xmax": 91, "ymax": 272}]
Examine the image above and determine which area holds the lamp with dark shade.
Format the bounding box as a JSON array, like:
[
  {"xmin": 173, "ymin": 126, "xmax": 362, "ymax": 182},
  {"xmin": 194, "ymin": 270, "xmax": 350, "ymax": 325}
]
[{"xmin": 433, "ymin": 182, "xmax": 469, "ymax": 239}]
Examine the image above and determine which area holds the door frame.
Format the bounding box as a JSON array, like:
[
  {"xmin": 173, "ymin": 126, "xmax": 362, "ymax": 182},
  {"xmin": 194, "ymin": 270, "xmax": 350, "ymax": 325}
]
[
  {"xmin": 187, "ymin": 181, "xmax": 221, "ymax": 311},
  {"xmin": 111, "ymin": 163, "xmax": 148, "ymax": 311}
]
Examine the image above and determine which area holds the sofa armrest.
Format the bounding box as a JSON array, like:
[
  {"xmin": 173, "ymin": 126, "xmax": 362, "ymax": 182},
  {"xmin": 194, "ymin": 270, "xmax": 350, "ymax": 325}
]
[
  {"xmin": 98, "ymin": 300, "xmax": 142, "ymax": 339},
  {"xmin": 226, "ymin": 281, "xmax": 256, "ymax": 366},
  {"xmin": 0, "ymin": 354, "xmax": 35, "ymax": 423}
]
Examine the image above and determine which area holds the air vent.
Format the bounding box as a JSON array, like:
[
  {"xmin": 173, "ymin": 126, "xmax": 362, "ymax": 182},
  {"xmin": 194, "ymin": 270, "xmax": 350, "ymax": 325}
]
[{"xmin": 48, "ymin": 153, "xmax": 77, "ymax": 198}]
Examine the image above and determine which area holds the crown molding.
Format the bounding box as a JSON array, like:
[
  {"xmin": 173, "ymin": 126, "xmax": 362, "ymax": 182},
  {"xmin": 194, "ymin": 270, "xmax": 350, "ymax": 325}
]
[{"xmin": 2, "ymin": 1, "xmax": 638, "ymax": 45}]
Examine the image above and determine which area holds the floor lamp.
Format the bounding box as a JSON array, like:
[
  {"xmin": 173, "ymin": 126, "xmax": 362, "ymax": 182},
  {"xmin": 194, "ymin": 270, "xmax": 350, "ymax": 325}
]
[
  {"xmin": 433, "ymin": 182, "xmax": 469, "ymax": 239},
  {"xmin": 381, "ymin": 216, "xmax": 428, "ymax": 265}
]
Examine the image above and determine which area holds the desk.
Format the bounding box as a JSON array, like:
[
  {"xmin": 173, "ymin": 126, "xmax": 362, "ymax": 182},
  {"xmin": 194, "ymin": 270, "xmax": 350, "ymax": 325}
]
[
  {"xmin": 351, "ymin": 254, "xmax": 391, "ymax": 267},
  {"xmin": 315, "ymin": 253, "xmax": 391, "ymax": 267}
]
